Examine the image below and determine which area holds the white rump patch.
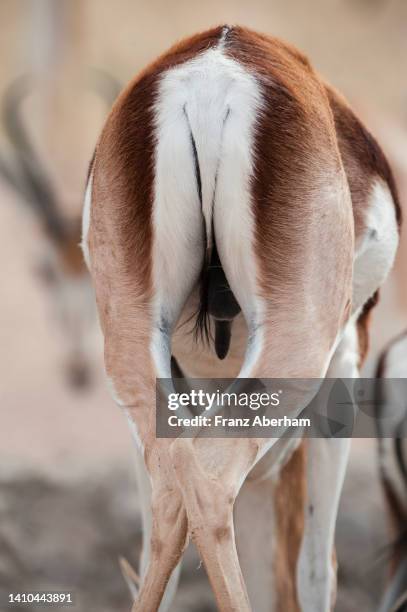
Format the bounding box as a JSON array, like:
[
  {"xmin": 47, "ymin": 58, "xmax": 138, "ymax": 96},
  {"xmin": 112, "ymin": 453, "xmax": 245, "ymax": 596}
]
[
  {"xmin": 151, "ymin": 45, "xmax": 265, "ymax": 376},
  {"xmin": 353, "ymin": 179, "xmax": 399, "ymax": 311}
]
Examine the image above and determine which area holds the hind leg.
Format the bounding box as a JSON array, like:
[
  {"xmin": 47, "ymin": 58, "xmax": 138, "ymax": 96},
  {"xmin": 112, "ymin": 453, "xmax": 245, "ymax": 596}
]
[
  {"xmin": 87, "ymin": 95, "xmax": 209, "ymax": 611},
  {"xmin": 97, "ymin": 245, "xmax": 199, "ymax": 612},
  {"xmin": 170, "ymin": 437, "xmax": 257, "ymax": 612},
  {"xmin": 108, "ymin": 327, "xmax": 195, "ymax": 612},
  {"xmin": 107, "ymin": 346, "xmax": 190, "ymax": 612},
  {"xmin": 134, "ymin": 449, "xmax": 183, "ymax": 612},
  {"xmin": 235, "ymin": 438, "xmax": 305, "ymax": 612},
  {"xmin": 297, "ymin": 322, "xmax": 357, "ymax": 612},
  {"xmin": 168, "ymin": 311, "xmax": 345, "ymax": 612},
  {"xmin": 298, "ymin": 438, "xmax": 351, "ymax": 612},
  {"xmin": 298, "ymin": 181, "xmax": 399, "ymax": 611},
  {"xmin": 234, "ymin": 477, "xmax": 276, "ymax": 612},
  {"xmin": 168, "ymin": 362, "xmax": 333, "ymax": 612},
  {"xmin": 131, "ymin": 450, "xmax": 188, "ymax": 612}
]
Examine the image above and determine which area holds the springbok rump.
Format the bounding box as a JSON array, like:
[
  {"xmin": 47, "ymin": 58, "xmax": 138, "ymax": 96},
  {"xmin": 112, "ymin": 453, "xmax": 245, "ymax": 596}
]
[
  {"xmin": 0, "ymin": 71, "xmax": 119, "ymax": 388},
  {"xmin": 82, "ymin": 26, "xmax": 401, "ymax": 611},
  {"xmin": 376, "ymin": 333, "xmax": 407, "ymax": 612}
]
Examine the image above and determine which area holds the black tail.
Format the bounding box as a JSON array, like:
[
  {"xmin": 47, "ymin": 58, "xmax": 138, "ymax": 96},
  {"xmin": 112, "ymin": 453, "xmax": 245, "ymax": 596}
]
[
  {"xmin": 194, "ymin": 238, "xmax": 241, "ymax": 360},
  {"xmin": 187, "ymin": 114, "xmax": 240, "ymax": 360}
]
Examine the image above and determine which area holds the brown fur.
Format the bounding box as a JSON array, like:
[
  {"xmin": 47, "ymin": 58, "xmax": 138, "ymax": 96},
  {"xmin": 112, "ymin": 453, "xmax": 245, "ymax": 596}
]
[
  {"xmin": 91, "ymin": 27, "xmax": 225, "ymax": 294},
  {"xmin": 324, "ymin": 85, "xmax": 401, "ymax": 368},
  {"xmin": 324, "ymin": 84, "xmax": 401, "ymax": 368},
  {"xmin": 356, "ymin": 290, "xmax": 380, "ymax": 367},
  {"xmin": 224, "ymin": 28, "xmax": 352, "ymax": 349},
  {"xmin": 326, "ymin": 85, "xmax": 402, "ymax": 232}
]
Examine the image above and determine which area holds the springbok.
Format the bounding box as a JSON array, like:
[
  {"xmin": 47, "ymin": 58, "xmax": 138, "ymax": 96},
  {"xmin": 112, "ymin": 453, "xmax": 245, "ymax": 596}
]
[
  {"xmin": 376, "ymin": 333, "xmax": 407, "ymax": 612},
  {"xmin": 82, "ymin": 26, "xmax": 401, "ymax": 611},
  {"xmin": 0, "ymin": 71, "xmax": 119, "ymax": 388}
]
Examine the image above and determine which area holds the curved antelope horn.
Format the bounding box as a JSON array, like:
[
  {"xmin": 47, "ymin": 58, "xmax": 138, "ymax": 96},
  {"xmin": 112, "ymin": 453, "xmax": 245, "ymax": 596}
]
[
  {"xmin": 0, "ymin": 153, "xmax": 23, "ymax": 194},
  {"xmin": 1, "ymin": 75, "xmax": 67, "ymax": 242},
  {"xmin": 88, "ymin": 67, "xmax": 122, "ymax": 108}
]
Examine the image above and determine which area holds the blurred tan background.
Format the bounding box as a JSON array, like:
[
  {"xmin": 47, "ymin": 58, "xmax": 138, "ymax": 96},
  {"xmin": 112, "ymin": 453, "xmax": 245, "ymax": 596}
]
[{"xmin": 0, "ymin": 1, "xmax": 406, "ymax": 611}]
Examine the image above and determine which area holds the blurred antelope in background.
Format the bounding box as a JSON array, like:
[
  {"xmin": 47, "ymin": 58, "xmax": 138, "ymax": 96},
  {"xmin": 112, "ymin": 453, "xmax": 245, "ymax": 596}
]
[
  {"xmin": 376, "ymin": 333, "xmax": 407, "ymax": 612},
  {"xmin": 83, "ymin": 25, "xmax": 400, "ymax": 611},
  {"xmin": 0, "ymin": 71, "xmax": 119, "ymax": 388}
]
